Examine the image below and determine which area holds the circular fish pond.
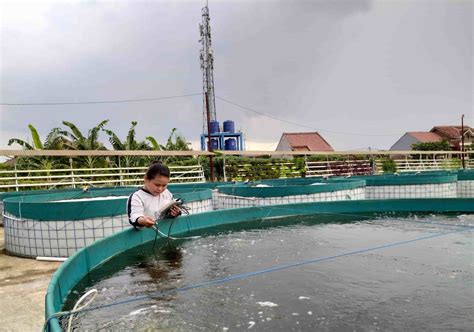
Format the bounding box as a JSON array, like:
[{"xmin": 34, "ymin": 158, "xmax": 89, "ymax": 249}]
[
  {"xmin": 214, "ymin": 178, "xmax": 366, "ymax": 210},
  {"xmin": 53, "ymin": 199, "xmax": 473, "ymax": 331},
  {"xmin": 361, "ymin": 172, "xmax": 458, "ymax": 199},
  {"xmin": 3, "ymin": 187, "xmax": 213, "ymax": 258}
]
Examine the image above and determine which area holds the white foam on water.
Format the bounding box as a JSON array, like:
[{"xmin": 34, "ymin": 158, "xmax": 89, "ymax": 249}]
[
  {"xmin": 248, "ymin": 321, "xmax": 255, "ymax": 329},
  {"xmin": 129, "ymin": 308, "xmax": 148, "ymax": 316},
  {"xmin": 154, "ymin": 310, "xmax": 171, "ymax": 314},
  {"xmin": 130, "ymin": 305, "xmax": 170, "ymax": 316},
  {"xmin": 257, "ymin": 301, "xmax": 278, "ymax": 307},
  {"xmin": 298, "ymin": 296, "xmax": 310, "ymax": 300}
]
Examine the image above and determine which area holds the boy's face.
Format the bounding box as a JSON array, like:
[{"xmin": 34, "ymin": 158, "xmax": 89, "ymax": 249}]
[{"xmin": 144, "ymin": 175, "xmax": 169, "ymax": 196}]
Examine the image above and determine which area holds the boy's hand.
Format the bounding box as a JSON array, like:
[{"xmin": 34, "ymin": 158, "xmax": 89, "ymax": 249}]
[
  {"xmin": 138, "ymin": 216, "xmax": 156, "ymax": 228},
  {"xmin": 169, "ymin": 205, "xmax": 181, "ymax": 217}
]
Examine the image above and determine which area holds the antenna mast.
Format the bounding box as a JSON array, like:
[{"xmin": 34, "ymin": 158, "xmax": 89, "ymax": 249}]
[{"xmin": 199, "ymin": 4, "xmax": 217, "ymax": 134}]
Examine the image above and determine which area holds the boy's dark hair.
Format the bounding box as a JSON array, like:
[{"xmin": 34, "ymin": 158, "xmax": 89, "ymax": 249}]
[{"xmin": 145, "ymin": 160, "xmax": 170, "ymax": 179}]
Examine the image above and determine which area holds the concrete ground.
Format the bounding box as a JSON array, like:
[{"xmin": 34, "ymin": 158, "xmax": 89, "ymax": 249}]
[{"xmin": 0, "ymin": 227, "xmax": 61, "ymax": 332}]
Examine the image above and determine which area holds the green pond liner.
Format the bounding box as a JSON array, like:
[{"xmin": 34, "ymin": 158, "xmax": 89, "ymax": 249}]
[
  {"xmin": 0, "ymin": 181, "xmax": 234, "ymax": 202},
  {"xmin": 45, "ymin": 198, "xmax": 474, "ymax": 332},
  {"xmin": 168, "ymin": 181, "xmax": 237, "ymax": 190},
  {"xmin": 0, "ymin": 186, "xmax": 135, "ymax": 202},
  {"xmin": 216, "ymin": 180, "xmax": 366, "ymax": 198},
  {"xmin": 3, "ymin": 188, "xmax": 213, "ymax": 221},
  {"xmin": 397, "ymin": 170, "xmax": 457, "ymax": 175},
  {"xmin": 457, "ymin": 169, "xmax": 474, "ymax": 181},
  {"xmin": 256, "ymin": 172, "xmax": 459, "ymax": 187},
  {"xmin": 352, "ymin": 173, "xmax": 457, "ymax": 186},
  {"xmin": 256, "ymin": 177, "xmax": 364, "ymax": 187}
]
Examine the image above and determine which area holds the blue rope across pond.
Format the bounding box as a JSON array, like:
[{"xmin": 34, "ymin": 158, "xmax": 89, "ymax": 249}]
[{"xmin": 44, "ymin": 226, "xmax": 473, "ymax": 330}]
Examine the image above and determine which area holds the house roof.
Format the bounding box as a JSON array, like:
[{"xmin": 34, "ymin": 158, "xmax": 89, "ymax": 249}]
[
  {"xmin": 407, "ymin": 132, "xmax": 443, "ymax": 142},
  {"xmin": 431, "ymin": 126, "xmax": 473, "ymax": 139},
  {"xmin": 280, "ymin": 132, "xmax": 333, "ymax": 151}
]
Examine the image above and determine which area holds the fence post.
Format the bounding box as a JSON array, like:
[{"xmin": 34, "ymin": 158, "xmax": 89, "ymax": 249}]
[
  {"xmin": 118, "ymin": 157, "xmax": 124, "ymax": 186},
  {"xmin": 223, "ymin": 154, "xmax": 227, "ymax": 182},
  {"xmin": 326, "ymin": 155, "xmax": 330, "ymax": 177},
  {"xmin": 69, "ymin": 157, "xmax": 76, "ymax": 188},
  {"xmin": 14, "ymin": 161, "xmax": 19, "ymax": 192},
  {"xmin": 303, "ymin": 154, "xmax": 308, "ymax": 178}
]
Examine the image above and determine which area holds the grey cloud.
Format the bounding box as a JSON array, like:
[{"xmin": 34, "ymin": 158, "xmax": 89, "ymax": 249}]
[{"xmin": 1, "ymin": 0, "xmax": 471, "ymax": 152}]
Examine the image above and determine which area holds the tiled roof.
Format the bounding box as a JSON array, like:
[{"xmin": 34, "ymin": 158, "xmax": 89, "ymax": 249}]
[
  {"xmin": 282, "ymin": 132, "xmax": 333, "ymax": 151},
  {"xmin": 431, "ymin": 126, "xmax": 472, "ymax": 139},
  {"xmin": 407, "ymin": 132, "xmax": 443, "ymax": 142}
]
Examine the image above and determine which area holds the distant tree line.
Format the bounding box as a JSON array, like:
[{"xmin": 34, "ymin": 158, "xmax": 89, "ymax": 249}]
[{"xmin": 7, "ymin": 120, "xmax": 193, "ymax": 170}]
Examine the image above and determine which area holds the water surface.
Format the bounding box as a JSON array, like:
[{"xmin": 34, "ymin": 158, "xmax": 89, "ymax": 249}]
[{"xmin": 65, "ymin": 213, "xmax": 473, "ymax": 331}]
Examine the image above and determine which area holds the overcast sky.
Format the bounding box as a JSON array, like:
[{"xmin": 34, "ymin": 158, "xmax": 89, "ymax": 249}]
[{"xmin": 1, "ymin": 0, "xmax": 472, "ymax": 154}]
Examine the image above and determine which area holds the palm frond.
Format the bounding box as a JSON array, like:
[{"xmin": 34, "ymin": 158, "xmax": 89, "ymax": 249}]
[
  {"xmin": 45, "ymin": 127, "xmax": 68, "ymax": 149},
  {"xmin": 145, "ymin": 136, "xmax": 161, "ymax": 150},
  {"xmin": 104, "ymin": 129, "xmax": 125, "ymax": 150},
  {"xmin": 126, "ymin": 121, "xmax": 138, "ymax": 150},
  {"xmin": 62, "ymin": 121, "xmax": 84, "ymax": 141},
  {"xmin": 28, "ymin": 124, "xmax": 43, "ymax": 149},
  {"xmin": 8, "ymin": 138, "xmax": 34, "ymax": 150},
  {"xmin": 88, "ymin": 120, "xmax": 109, "ymax": 149}
]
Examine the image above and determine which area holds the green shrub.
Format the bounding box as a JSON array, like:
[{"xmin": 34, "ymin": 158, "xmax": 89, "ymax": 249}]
[
  {"xmin": 440, "ymin": 158, "xmax": 461, "ymax": 170},
  {"xmin": 381, "ymin": 158, "xmax": 397, "ymax": 173}
]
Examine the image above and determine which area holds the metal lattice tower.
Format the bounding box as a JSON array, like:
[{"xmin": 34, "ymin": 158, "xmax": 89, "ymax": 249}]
[{"xmin": 199, "ymin": 4, "xmax": 217, "ymax": 134}]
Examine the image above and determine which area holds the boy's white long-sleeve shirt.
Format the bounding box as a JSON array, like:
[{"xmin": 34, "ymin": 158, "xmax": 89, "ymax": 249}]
[{"xmin": 127, "ymin": 188, "xmax": 173, "ymax": 229}]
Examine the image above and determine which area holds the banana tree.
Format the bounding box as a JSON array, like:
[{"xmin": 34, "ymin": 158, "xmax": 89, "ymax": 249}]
[
  {"xmin": 8, "ymin": 125, "xmax": 69, "ymax": 171},
  {"xmin": 164, "ymin": 128, "xmax": 192, "ymax": 151},
  {"xmin": 62, "ymin": 120, "xmax": 109, "ymax": 169},
  {"xmin": 8, "ymin": 125, "xmax": 67, "ymax": 150},
  {"xmin": 103, "ymin": 121, "xmax": 156, "ymax": 168},
  {"xmin": 161, "ymin": 128, "xmax": 193, "ymax": 164}
]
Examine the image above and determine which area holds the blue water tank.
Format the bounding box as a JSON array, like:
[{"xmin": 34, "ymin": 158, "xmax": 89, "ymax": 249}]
[
  {"xmin": 225, "ymin": 138, "xmax": 236, "ymax": 150},
  {"xmin": 223, "ymin": 120, "xmax": 235, "ymax": 133},
  {"xmin": 210, "ymin": 139, "xmax": 219, "ymax": 150},
  {"xmin": 210, "ymin": 120, "xmax": 220, "ymax": 134}
]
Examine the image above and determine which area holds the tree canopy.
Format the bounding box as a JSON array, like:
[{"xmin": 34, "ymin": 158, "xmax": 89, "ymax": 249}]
[
  {"xmin": 411, "ymin": 139, "xmax": 452, "ymax": 151},
  {"xmin": 7, "ymin": 121, "xmax": 194, "ymax": 169}
]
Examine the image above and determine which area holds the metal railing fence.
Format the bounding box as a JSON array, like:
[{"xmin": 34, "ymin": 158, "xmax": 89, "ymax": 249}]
[
  {"xmin": 225, "ymin": 158, "xmax": 471, "ymax": 180},
  {"xmin": 1, "ymin": 150, "xmax": 472, "ymax": 188},
  {"xmin": 0, "ymin": 165, "xmax": 205, "ymax": 191}
]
